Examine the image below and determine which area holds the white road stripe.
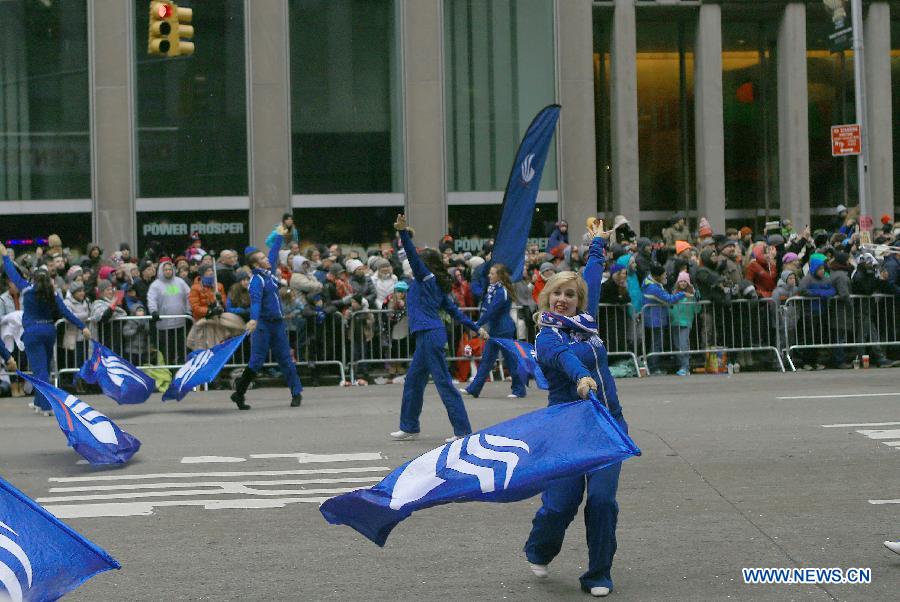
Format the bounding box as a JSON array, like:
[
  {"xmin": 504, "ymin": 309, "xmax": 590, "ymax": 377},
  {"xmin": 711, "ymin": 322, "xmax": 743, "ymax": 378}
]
[
  {"xmin": 181, "ymin": 456, "xmax": 246, "ymax": 464},
  {"xmin": 856, "ymin": 429, "xmax": 900, "ymax": 440},
  {"xmin": 49, "ymin": 466, "xmax": 389, "ymax": 483},
  {"xmin": 822, "ymin": 421, "xmax": 900, "ymax": 428},
  {"xmin": 868, "ymin": 499, "xmax": 900, "ymax": 505},
  {"xmin": 38, "ymin": 484, "xmax": 368, "ymax": 504},
  {"xmin": 881, "ymin": 441, "xmax": 900, "ymax": 447},
  {"xmin": 779, "ymin": 393, "xmax": 900, "ymax": 400},
  {"xmin": 48, "ymin": 475, "xmax": 386, "ymax": 493},
  {"xmin": 249, "ymin": 452, "xmax": 382, "ymax": 463},
  {"xmin": 45, "ymin": 496, "xmax": 333, "ymax": 519}
]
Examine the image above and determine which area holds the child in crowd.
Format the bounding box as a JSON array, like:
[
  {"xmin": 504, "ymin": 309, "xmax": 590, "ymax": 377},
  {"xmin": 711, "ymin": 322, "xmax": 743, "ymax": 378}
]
[
  {"xmin": 668, "ymin": 271, "xmax": 699, "ymax": 376},
  {"xmin": 123, "ymin": 302, "xmax": 151, "ymax": 367}
]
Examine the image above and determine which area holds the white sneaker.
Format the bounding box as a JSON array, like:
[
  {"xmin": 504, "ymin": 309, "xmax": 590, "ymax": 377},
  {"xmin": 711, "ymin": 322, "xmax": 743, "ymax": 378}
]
[
  {"xmin": 885, "ymin": 540, "xmax": 900, "ymax": 555},
  {"xmin": 590, "ymin": 586, "xmax": 610, "ymax": 597},
  {"xmin": 27, "ymin": 402, "xmax": 35, "ymax": 409},
  {"xmin": 390, "ymin": 430, "xmax": 418, "ymax": 441},
  {"xmin": 445, "ymin": 435, "xmax": 463, "ymax": 443},
  {"xmin": 529, "ymin": 563, "xmax": 548, "ymax": 578},
  {"xmin": 374, "ymin": 376, "xmax": 389, "ymax": 385},
  {"xmin": 391, "ymin": 376, "xmax": 405, "ymax": 385},
  {"xmin": 458, "ymin": 388, "xmax": 472, "ymax": 396},
  {"xmin": 40, "ymin": 410, "xmax": 52, "ymax": 418},
  {"xmin": 507, "ymin": 393, "xmax": 524, "ymax": 398}
]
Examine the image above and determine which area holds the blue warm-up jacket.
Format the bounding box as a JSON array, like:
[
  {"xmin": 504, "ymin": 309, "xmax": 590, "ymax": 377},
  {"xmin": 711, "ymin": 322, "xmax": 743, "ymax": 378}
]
[
  {"xmin": 249, "ymin": 235, "xmax": 285, "ymax": 322},
  {"xmin": 3, "ymin": 255, "xmax": 86, "ymax": 331}
]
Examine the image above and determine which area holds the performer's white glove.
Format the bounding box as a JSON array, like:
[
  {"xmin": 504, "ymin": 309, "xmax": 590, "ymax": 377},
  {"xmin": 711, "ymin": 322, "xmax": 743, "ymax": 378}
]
[{"xmin": 246, "ymin": 320, "xmax": 258, "ymax": 334}]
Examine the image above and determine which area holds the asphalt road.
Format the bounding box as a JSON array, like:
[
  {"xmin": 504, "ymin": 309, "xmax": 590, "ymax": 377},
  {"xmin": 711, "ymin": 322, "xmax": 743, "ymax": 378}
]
[{"xmin": 1, "ymin": 370, "xmax": 899, "ymax": 601}]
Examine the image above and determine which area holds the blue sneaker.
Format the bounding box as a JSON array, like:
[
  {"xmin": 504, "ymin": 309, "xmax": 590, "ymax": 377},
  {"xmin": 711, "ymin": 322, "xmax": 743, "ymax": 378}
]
[{"xmin": 676, "ymin": 369, "xmax": 688, "ymax": 376}]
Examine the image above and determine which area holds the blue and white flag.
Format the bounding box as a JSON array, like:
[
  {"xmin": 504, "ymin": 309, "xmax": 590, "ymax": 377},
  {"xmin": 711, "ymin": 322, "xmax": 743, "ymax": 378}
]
[
  {"xmin": 162, "ymin": 333, "xmax": 247, "ymax": 401},
  {"xmin": 0, "ymin": 475, "xmax": 120, "ymax": 601},
  {"xmin": 320, "ymin": 396, "xmax": 639, "ymax": 546},
  {"xmin": 490, "ymin": 338, "xmax": 548, "ymax": 390},
  {"xmin": 18, "ymin": 373, "xmax": 141, "ymax": 466},
  {"xmin": 492, "ymin": 105, "xmax": 561, "ymax": 282},
  {"xmin": 77, "ymin": 341, "xmax": 154, "ymax": 405}
]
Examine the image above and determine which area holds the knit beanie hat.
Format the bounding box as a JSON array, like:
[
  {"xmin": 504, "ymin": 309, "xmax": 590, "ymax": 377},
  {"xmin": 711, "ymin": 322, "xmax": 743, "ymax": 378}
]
[
  {"xmin": 539, "ymin": 262, "xmax": 555, "ymax": 274},
  {"xmin": 69, "ymin": 281, "xmax": 85, "ymax": 294},
  {"xmin": 781, "ymin": 252, "xmax": 799, "ymax": 264},
  {"xmin": 345, "ymin": 259, "xmax": 364, "ymax": 274},
  {"xmin": 96, "ymin": 280, "xmax": 113, "ymax": 294},
  {"xmin": 698, "ymin": 217, "xmax": 713, "ymax": 238},
  {"xmin": 674, "ymin": 240, "xmax": 691, "ymax": 255},
  {"xmin": 676, "ymin": 271, "xmax": 692, "ymax": 285},
  {"xmin": 609, "ymin": 263, "xmax": 626, "ymax": 275}
]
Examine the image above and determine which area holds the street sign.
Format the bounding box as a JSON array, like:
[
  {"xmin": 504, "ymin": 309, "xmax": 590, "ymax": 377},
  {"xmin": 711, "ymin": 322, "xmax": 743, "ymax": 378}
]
[{"xmin": 831, "ymin": 124, "xmax": 861, "ymax": 156}]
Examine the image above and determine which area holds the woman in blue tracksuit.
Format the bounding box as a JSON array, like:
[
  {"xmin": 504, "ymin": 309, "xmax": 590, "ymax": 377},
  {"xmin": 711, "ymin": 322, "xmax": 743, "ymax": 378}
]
[
  {"xmin": 523, "ymin": 221, "xmax": 625, "ymax": 598},
  {"xmin": 390, "ymin": 214, "xmax": 482, "ymax": 442},
  {"xmin": 230, "ymin": 227, "xmax": 303, "ymax": 410},
  {"xmin": 461, "ymin": 263, "xmax": 526, "ymax": 399},
  {"xmin": 1, "ymin": 243, "xmax": 90, "ymax": 416}
]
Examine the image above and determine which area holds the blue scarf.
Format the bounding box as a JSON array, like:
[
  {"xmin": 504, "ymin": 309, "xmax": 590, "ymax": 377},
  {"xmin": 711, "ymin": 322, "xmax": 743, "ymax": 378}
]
[{"xmin": 538, "ymin": 311, "xmax": 598, "ymax": 335}]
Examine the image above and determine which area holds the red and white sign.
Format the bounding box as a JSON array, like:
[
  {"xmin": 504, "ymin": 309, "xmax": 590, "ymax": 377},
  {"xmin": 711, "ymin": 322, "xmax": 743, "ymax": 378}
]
[
  {"xmin": 831, "ymin": 124, "xmax": 861, "ymax": 156},
  {"xmin": 859, "ymin": 215, "xmax": 873, "ymax": 231}
]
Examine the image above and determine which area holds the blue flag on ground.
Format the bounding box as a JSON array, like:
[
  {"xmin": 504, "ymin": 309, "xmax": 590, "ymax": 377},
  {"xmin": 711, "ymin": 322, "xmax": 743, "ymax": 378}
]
[
  {"xmin": 491, "ymin": 105, "xmax": 561, "ymax": 282},
  {"xmin": 18, "ymin": 373, "xmax": 141, "ymax": 466},
  {"xmin": 490, "ymin": 338, "xmax": 548, "ymax": 390},
  {"xmin": 162, "ymin": 333, "xmax": 247, "ymax": 401},
  {"xmin": 0, "ymin": 475, "xmax": 120, "ymax": 601},
  {"xmin": 77, "ymin": 341, "xmax": 154, "ymax": 405},
  {"xmin": 320, "ymin": 396, "xmax": 639, "ymax": 546}
]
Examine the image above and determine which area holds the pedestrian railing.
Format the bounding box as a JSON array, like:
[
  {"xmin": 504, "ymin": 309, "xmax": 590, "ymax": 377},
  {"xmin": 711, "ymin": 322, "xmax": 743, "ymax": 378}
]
[
  {"xmin": 640, "ymin": 298, "xmax": 785, "ymax": 373},
  {"xmin": 9, "ymin": 293, "xmax": 896, "ymax": 389},
  {"xmin": 782, "ymin": 294, "xmax": 899, "ymax": 371}
]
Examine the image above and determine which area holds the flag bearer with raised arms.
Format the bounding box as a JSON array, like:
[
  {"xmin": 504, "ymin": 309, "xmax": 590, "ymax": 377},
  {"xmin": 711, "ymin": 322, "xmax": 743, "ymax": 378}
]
[
  {"xmin": 523, "ymin": 220, "xmax": 625, "ymax": 598},
  {"xmin": 389, "ymin": 214, "xmax": 484, "ymax": 442},
  {"xmin": 230, "ymin": 226, "xmax": 303, "ymax": 410}
]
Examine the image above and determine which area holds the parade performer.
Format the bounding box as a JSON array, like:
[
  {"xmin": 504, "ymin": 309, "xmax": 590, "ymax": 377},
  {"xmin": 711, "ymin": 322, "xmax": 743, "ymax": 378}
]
[
  {"xmin": 389, "ymin": 214, "xmax": 482, "ymax": 443},
  {"xmin": 0, "ymin": 339, "xmax": 15, "ymax": 372},
  {"xmin": 523, "ymin": 221, "xmax": 625, "ymax": 598},
  {"xmin": 1, "ymin": 242, "xmax": 90, "ymax": 416},
  {"xmin": 460, "ymin": 263, "xmax": 526, "ymax": 399},
  {"xmin": 230, "ymin": 227, "xmax": 303, "ymax": 410}
]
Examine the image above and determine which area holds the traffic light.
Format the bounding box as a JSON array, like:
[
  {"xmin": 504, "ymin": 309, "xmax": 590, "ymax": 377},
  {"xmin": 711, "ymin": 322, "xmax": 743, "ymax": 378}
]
[{"xmin": 147, "ymin": 2, "xmax": 195, "ymax": 57}]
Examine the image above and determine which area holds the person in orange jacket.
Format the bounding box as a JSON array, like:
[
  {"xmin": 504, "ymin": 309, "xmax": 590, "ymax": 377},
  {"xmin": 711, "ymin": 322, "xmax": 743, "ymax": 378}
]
[{"xmin": 189, "ymin": 264, "xmax": 227, "ymax": 322}]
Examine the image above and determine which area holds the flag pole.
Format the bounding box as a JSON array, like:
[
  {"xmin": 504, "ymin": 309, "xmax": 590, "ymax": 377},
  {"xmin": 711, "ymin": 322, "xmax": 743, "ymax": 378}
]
[{"xmin": 850, "ymin": 0, "xmax": 870, "ymax": 228}]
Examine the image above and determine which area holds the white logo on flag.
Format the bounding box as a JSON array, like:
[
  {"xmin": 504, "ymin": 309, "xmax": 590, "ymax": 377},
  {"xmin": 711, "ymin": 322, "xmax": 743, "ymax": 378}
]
[
  {"xmin": 0, "ymin": 521, "xmax": 32, "ymax": 602},
  {"xmin": 389, "ymin": 434, "xmax": 530, "ymax": 510},
  {"xmin": 520, "ymin": 153, "xmax": 536, "ymax": 184},
  {"xmin": 63, "ymin": 395, "xmax": 118, "ymax": 445},
  {"xmin": 100, "ymin": 356, "xmax": 149, "ymax": 390},
  {"xmin": 174, "ymin": 349, "xmax": 214, "ymax": 393}
]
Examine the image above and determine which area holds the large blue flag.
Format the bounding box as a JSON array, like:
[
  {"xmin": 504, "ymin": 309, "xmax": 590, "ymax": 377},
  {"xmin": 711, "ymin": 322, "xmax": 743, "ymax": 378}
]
[
  {"xmin": 320, "ymin": 396, "xmax": 639, "ymax": 546},
  {"xmin": 490, "ymin": 338, "xmax": 548, "ymax": 390},
  {"xmin": 18, "ymin": 373, "xmax": 141, "ymax": 466},
  {"xmin": 77, "ymin": 341, "xmax": 154, "ymax": 405},
  {"xmin": 0, "ymin": 475, "xmax": 120, "ymax": 601},
  {"xmin": 492, "ymin": 105, "xmax": 561, "ymax": 282},
  {"xmin": 162, "ymin": 333, "xmax": 247, "ymax": 401}
]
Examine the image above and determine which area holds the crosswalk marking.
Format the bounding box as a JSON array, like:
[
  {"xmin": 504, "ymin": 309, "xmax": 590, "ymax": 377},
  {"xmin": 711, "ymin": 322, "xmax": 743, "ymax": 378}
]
[
  {"xmin": 41, "ymin": 451, "xmax": 388, "ymax": 519},
  {"xmin": 821, "ymin": 421, "xmax": 900, "ymax": 428},
  {"xmin": 820, "ymin": 421, "xmax": 900, "ymax": 452}
]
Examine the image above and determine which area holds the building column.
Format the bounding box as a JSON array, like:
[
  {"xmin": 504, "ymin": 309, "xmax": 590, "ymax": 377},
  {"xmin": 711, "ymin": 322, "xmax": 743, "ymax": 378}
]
[
  {"xmin": 555, "ymin": 0, "xmax": 597, "ymax": 223},
  {"xmin": 610, "ymin": 0, "xmax": 639, "ymax": 228},
  {"xmin": 694, "ymin": 3, "xmax": 725, "ymax": 233},
  {"xmin": 401, "ymin": 0, "xmax": 446, "ymax": 246},
  {"xmin": 88, "ymin": 0, "xmax": 136, "ymax": 251},
  {"xmin": 246, "ymin": 0, "xmax": 292, "ymax": 249},
  {"xmin": 776, "ymin": 3, "xmax": 810, "ymax": 229},
  {"xmin": 864, "ymin": 2, "xmax": 894, "ymax": 222}
]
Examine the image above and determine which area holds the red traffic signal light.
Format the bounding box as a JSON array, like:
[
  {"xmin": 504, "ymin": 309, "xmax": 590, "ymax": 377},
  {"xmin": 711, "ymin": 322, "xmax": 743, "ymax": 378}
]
[{"xmin": 155, "ymin": 3, "xmax": 173, "ymax": 19}]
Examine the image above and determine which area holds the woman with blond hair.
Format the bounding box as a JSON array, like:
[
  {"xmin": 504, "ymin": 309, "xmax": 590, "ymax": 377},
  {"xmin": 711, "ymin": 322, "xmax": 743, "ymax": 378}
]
[
  {"xmin": 460, "ymin": 263, "xmax": 526, "ymax": 399},
  {"xmin": 523, "ymin": 220, "xmax": 626, "ymax": 598}
]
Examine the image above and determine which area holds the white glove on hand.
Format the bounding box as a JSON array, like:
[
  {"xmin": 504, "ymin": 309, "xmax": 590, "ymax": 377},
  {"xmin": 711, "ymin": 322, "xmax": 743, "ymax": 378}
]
[{"xmin": 576, "ymin": 376, "xmax": 598, "ymax": 400}]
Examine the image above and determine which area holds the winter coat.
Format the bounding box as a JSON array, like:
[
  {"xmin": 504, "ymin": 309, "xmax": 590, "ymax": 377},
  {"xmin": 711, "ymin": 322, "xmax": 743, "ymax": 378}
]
[
  {"xmin": 668, "ymin": 295, "xmax": 701, "ymax": 328},
  {"xmin": 662, "ymin": 223, "xmax": 691, "ymax": 247},
  {"xmin": 798, "ymin": 257, "xmax": 835, "ymax": 314},
  {"xmin": 695, "ymin": 249, "xmax": 730, "ymax": 305},
  {"xmin": 349, "ymin": 273, "xmax": 377, "ymax": 308},
  {"xmin": 122, "ymin": 317, "xmax": 150, "ymax": 356},
  {"xmin": 599, "ymin": 278, "xmax": 630, "ymax": 306},
  {"xmin": 641, "ymin": 276, "xmax": 685, "ymax": 328},
  {"xmin": 372, "ymin": 272, "xmax": 398, "ymax": 309},
  {"xmin": 290, "ymin": 271, "xmax": 324, "ymax": 298},
  {"xmin": 745, "ymin": 257, "xmax": 777, "ymax": 298},
  {"xmin": 772, "ymin": 270, "xmax": 798, "ymax": 328},
  {"xmin": 189, "ymin": 279, "xmax": 227, "ymax": 322},
  {"xmin": 548, "ymin": 227, "xmax": 568, "ymax": 251},
  {"xmin": 0, "ymin": 291, "xmax": 18, "ymax": 319},
  {"xmin": 89, "ymin": 298, "xmax": 127, "ymax": 324},
  {"xmin": 828, "ymin": 264, "xmax": 852, "ymax": 330},
  {"xmin": 63, "ymin": 292, "xmax": 91, "ymax": 350}
]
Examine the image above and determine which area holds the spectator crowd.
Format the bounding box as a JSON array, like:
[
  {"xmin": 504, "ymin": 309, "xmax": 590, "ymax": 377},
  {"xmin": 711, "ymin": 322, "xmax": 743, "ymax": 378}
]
[{"xmin": 1, "ymin": 207, "xmax": 898, "ymax": 397}]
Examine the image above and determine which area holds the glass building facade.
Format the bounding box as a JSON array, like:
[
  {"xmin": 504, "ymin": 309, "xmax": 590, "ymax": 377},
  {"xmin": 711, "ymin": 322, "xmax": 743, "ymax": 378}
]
[{"xmin": 1, "ymin": 1, "xmax": 897, "ymax": 255}]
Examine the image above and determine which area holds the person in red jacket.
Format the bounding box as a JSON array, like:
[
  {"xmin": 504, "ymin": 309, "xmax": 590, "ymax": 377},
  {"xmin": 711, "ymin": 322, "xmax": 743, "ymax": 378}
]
[
  {"xmin": 189, "ymin": 264, "xmax": 227, "ymax": 322},
  {"xmin": 745, "ymin": 243, "xmax": 777, "ymax": 298}
]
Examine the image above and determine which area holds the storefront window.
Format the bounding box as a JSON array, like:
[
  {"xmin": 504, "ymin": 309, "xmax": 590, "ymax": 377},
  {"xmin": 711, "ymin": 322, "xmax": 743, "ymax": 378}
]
[
  {"xmin": 444, "ymin": 0, "xmax": 557, "ymax": 193},
  {"xmin": 636, "ymin": 18, "xmax": 695, "ymax": 213},
  {"xmin": 289, "ymin": 0, "xmax": 402, "ymax": 194},
  {"xmin": 807, "ymin": 4, "xmax": 857, "ymax": 218},
  {"xmin": 593, "ymin": 9, "xmax": 613, "ymax": 217},
  {"xmin": 448, "ymin": 203, "xmax": 558, "ymax": 246},
  {"xmin": 134, "ymin": 0, "xmax": 248, "ymax": 198},
  {"xmin": 293, "ymin": 207, "xmax": 399, "ymax": 247},
  {"xmin": 0, "ymin": 1, "xmax": 91, "ymax": 200},
  {"xmin": 722, "ymin": 20, "xmax": 779, "ymax": 223}
]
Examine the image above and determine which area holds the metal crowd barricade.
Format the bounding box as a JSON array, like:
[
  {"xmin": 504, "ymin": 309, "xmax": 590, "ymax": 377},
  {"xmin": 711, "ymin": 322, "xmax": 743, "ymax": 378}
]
[
  {"xmin": 54, "ymin": 314, "xmax": 195, "ymax": 386},
  {"xmin": 221, "ymin": 313, "xmax": 346, "ymax": 384},
  {"xmin": 597, "ymin": 303, "xmax": 641, "ymax": 374},
  {"xmin": 347, "ymin": 308, "xmax": 413, "ymax": 382},
  {"xmin": 782, "ymin": 294, "xmax": 899, "ymax": 371},
  {"xmin": 640, "ymin": 297, "xmax": 785, "ymax": 374}
]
